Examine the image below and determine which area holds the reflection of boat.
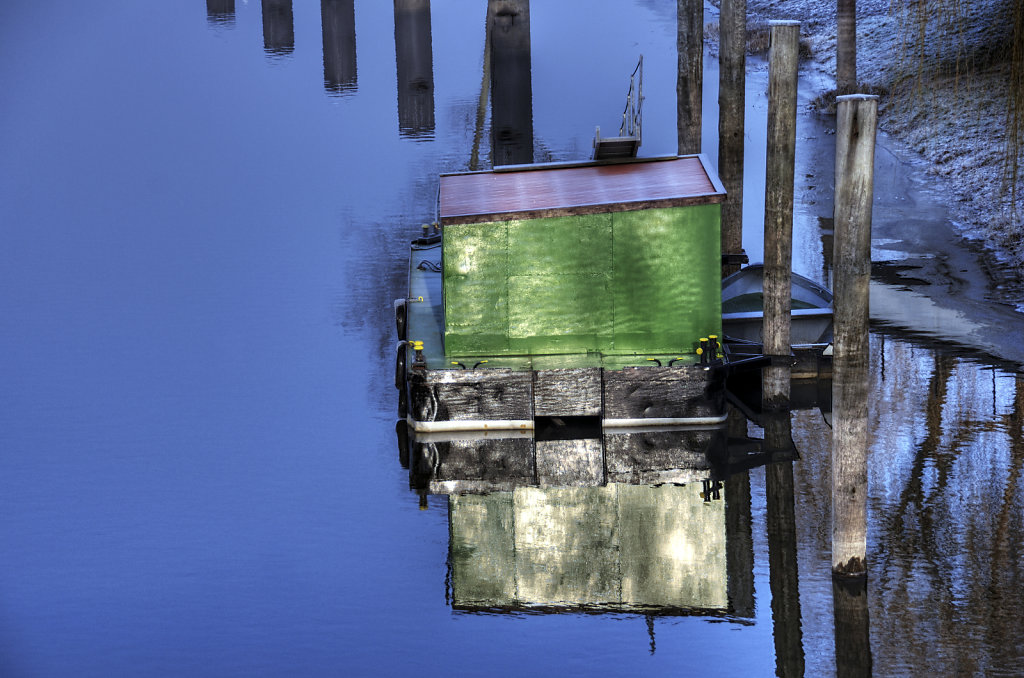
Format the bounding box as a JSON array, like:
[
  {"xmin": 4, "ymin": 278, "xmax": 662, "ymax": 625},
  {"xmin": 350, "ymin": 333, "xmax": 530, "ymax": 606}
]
[
  {"xmin": 396, "ymin": 155, "xmax": 756, "ymax": 434},
  {"xmin": 721, "ymin": 264, "xmax": 833, "ymax": 345}
]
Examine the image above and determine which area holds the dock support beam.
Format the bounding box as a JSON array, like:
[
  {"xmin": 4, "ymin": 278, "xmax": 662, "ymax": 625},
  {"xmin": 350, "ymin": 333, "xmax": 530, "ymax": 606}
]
[
  {"xmin": 762, "ymin": 21, "xmax": 800, "ymax": 410},
  {"xmin": 677, "ymin": 0, "xmax": 703, "ymax": 155},
  {"xmin": 719, "ymin": 0, "xmax": 746, "ymax": 276},
  {"xmin": 831, "ymin": 94, "xmax": 878, "ymax": 578}
]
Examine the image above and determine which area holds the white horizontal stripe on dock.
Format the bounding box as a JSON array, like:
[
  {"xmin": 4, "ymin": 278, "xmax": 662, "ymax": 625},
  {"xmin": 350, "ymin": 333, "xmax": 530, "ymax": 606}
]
[
  {"xmin": 407, "ymin": 413, "xmax": 729, "ymax": 433},
  {"xmin": 602, "ymin": 414, "xmax": 729, "ymax": 428},
  {"xmin": 407, "ymin": 417, "xmax": 534, "ymax": 433}
]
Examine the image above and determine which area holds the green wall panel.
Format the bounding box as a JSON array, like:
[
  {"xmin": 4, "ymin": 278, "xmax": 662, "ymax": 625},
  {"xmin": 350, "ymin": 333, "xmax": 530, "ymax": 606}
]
[
  {"xmin": 443, "ymin": 205, "xmax": 721, "ymax": 357},
  {"xmin": 507, "ymin": 272, "xmax": 612, "ymax": 354},
  {"xmin": 443, "ymin": 221, "xmax": 509, "ymax": 356},
  {"xmin": 506, "ymin": 214, "xmax": 612, "ymax": 277},
  {"xmin": 610, "ymin": 205, "xmax": 721, "ymax": 353}
]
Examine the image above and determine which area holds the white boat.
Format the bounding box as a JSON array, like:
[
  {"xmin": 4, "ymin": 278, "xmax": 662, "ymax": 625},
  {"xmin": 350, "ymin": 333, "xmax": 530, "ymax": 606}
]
[{"xmin": 721, "ymin": 264, "xmax": 833, "ymax": 345}]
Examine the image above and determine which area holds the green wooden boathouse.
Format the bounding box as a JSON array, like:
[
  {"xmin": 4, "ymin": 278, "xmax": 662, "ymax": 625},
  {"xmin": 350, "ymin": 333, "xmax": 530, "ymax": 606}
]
[{"xmin": 398, "ymin": 154, "xmax": 730, "ymax": 433}]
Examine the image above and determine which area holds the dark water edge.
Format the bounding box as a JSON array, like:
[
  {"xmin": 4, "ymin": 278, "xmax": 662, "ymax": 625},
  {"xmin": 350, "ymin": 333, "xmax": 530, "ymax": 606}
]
[{"xmin": 1, "ymin": 2, "xmax": 1022, "ymax": 677}]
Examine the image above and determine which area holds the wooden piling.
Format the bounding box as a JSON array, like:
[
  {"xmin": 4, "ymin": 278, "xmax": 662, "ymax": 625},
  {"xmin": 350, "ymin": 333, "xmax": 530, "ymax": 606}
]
[
  {"xmin": 762, "ymin": 21, "xmax": 800, "ymax": 410},
  {"xmin": 832, "ymin": 94, "xmax": 878, "ymax": 578},
  {"xmin": 676, "ymin": 0, "xmax": 703, "ymax": 155},
  {"xmin": 718, "ymin": 0, "xmax": 746, "ymax": 276}
]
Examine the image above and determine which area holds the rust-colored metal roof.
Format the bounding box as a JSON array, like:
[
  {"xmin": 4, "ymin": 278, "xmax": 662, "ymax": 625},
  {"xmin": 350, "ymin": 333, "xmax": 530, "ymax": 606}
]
[{"xmin": 439, "ymin": 155, "xmax": 725, "ymax": 225}]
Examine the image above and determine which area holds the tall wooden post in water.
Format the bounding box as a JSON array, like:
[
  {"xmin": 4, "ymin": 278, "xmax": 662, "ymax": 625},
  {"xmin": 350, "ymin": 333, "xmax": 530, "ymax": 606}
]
[
  {"xmin": 832, "ymin": 94, "xmax": 878, "ymax": 578},
  {"xmin": 677, "ymin": 0, "xmax": 703, "ymax": 155},
  {"xmin": 719, "ymin": 0, "xmax": 746, "ymax": 276},
  {"xmin": 762, "ymin": 21, "xmax": 800, "ymax": 410}
]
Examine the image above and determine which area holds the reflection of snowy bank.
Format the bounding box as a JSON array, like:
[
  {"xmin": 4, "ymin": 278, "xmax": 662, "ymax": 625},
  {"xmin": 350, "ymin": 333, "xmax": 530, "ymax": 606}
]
[{"xmin": 870, "ymin": 282, "xmax": 984, "ymax": 347}]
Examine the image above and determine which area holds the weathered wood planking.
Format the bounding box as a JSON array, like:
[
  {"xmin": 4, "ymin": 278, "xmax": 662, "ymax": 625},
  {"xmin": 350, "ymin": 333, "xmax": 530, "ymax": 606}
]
[
  {"xmin": 409, "ymin": 436, "xmax": 535, "ymax": 494},
  {"xmin": 536, "ymin": 438, "xmax": 604, "ymax": 487},
  {"xmin": 411, "ymin": 365, "xmax": 726, "ymax": 425},
  {"xmin": 440, "ymin": 156, "xmax": 725, "ymax": 225},
  {"xmin": 409, "ymin": 369, "xmax": 533, "ymax": 422},
  {"xmin": 533, "ymin": 368, "xmax": 602, "ymax": 417},
  {"xmin": 408, "ymin": 428, "xmax": 732, "ymax": 493},
  {"xmin": 603, "ymin": 367, "xmax": 724, "ymax": 420}
]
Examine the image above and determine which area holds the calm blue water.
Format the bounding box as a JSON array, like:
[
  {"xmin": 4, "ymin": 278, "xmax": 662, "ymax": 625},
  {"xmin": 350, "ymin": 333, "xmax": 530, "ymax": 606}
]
[{"xmin": 2, "ymin": 2, "xmax": 1022, "ymax": 677}]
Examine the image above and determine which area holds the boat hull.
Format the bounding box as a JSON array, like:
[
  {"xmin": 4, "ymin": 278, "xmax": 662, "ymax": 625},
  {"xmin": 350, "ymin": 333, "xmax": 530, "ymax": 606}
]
[{"xmin": 721, "ymin": 264, "xmax": 834, "ymax": 345}]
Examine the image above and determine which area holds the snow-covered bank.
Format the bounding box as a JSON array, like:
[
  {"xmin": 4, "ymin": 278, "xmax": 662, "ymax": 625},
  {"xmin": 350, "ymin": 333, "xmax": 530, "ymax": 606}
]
[{"xmin": 709, "ymin": 0, "xmax": 1022, "ymax": 289}]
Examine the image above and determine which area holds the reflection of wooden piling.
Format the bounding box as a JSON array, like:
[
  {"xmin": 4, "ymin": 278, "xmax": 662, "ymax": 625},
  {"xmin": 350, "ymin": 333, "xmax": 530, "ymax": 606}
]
[
  {"xmin": 762, "ymin": 21, "xmax": 800, "ymax": 410},
  {"xmin": 725, "ymin": 408, "xmax": 754, "ymax": 616},
  {"xmin": 489, "ymin": 0, "xmax": 533, "ymax": 165},
  {"xmin": 766, "ymin": 413, "xmax": 805, "ymax": 677},
  {"xmin": 832, "ymin": 94, "xmax": 878, "ymax": 578},
  {"xmin": 322, "ymin": 0, "xmax": 357, "ymax": 95},
  {"xmin": 261, "ymin": 0, "xmax": 294, "ymax": 56},
  {"xmin": 725, "ymin": 469, "xmax": 755, "ymax": 617},
  {"xmin": 394, "ymin": 0, "xmax": 435, "ymax": 139},
  {"xmin": 832, "ymin": 576, "xmax": 873, "ymax": 677},
  {"xmin": 206, "ymin": 0, "xmax": 235, "ymax": 24},
  {"xmin": 676, "ymin": 0, "xmax": 703, "ymax": 155},
  {"xmin": 718, "ymin": 0, "xmax": 746, "ymax": 276}
]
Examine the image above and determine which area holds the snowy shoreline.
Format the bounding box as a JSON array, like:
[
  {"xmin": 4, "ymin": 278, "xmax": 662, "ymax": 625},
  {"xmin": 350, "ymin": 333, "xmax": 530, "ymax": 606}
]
[{"xmin": 709, "ymin": 0, "xmax": 1022, "ymax": 291}]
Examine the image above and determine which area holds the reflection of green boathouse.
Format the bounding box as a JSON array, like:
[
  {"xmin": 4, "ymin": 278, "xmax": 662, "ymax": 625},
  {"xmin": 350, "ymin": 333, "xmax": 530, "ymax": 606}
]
[
  {"xmin": 397, "ymin": 155, "xmax": 733, "ymax": 432},
  {"xmin": 450, "ymin": 483, "xmax": 736, "ymax": 615},
  {"xmin": 402, "ymin": 426, "xmax": 758, "ymax": 618}
]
